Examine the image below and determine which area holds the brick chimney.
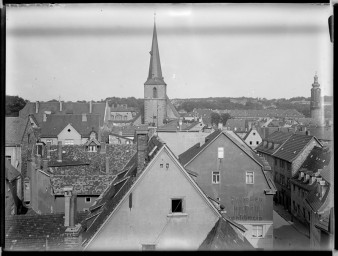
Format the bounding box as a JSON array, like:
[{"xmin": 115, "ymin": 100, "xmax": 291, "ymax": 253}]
[
  {"xmin": 106, "ymin": 156, "xmax": 110, "ymax": 174},
  {"xmin": 59, "ymin": 100, "xmax": 63, "ymax": 112},
  {"xmin": 136, "ymin": 129, "xmax": 148, "ymax": 174},
  {"xmin": 57, "ymin": 141, "xmax": 62, "ymax": 162},
  {"xmin": 47, "ymin": 142, "xmax": 51, "ymax": 159},
  {"xmin": 89, "ymin": 101, "xmax": 92, "ymax": 114},
  {"xmin": 63, "ymin": 187, "xmax": 82, "ymax": 250},
  {"xmin": 35, "ymin": 101, "xmax": 39, "ymax": 113}
]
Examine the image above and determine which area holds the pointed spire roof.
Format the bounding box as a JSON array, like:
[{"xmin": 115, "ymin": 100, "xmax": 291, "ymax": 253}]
[
  {"xmin": 144, "ymin": 20, "xmax": 166, "ymax": 85},
  {"xmin": 312, "ymin": 73, "xmax": 320, "ymax": 88}
]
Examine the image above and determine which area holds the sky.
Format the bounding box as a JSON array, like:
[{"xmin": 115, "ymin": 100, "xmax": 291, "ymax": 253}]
[{"xmin": 6, "ymin": 3, "xmax": 333, "ymax": 102}]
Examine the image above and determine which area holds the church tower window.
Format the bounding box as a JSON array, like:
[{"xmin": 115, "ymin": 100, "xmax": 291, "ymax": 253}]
[{"xmin": 153, "ymin": 87, "xmax": 158, "ymax": 98}]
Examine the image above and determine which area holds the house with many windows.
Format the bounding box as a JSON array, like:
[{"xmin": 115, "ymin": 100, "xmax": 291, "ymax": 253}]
[
  {"xmin": 178, "ymin": 130, "xmax": 276, "ymax": 249},
  {"xmin": 290, "ymin": 146, "xmax": 331, "ymax": 227},
  {"xmin": 80, "ymin": 134, "xmax": 252, "ymax": 250},
  {"xmin": 256, "ymin": 131, "xmax": 322, "ymax": 212}
]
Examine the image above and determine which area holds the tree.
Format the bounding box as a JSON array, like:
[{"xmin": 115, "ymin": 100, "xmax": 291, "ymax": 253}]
[
  {"xmin": 220, "ymin": 113, "xmax": 231, "ymax": 125},
  {"xmin": 210, "ymin": 112, "xmax": 221, "ymax": 126},
  {"xmin": 6, "ymin": 95, "xmax": 27, "ymax": 116}
]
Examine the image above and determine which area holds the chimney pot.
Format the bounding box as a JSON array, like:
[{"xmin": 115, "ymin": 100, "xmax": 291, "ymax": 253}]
[
  {"xmin": 89, "ymin": 101, "xmax": 93, "ymax": 114},
  {"xmin": 60, "ymin": 100, "xmax": 63, "ymax": 112},
  {"xmin": 35, "ymin": 101, "xmax": 39, "ymax": 113}
]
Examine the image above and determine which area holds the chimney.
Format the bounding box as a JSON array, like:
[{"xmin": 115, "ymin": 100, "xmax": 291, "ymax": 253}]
[
  {"xmin": 304, "ymin": 174, "xmax": 310, "ymax": 182},
  {"xmin": 100, "ymin": 142, "xmax": 106, "ymax": 154},
  {"xmin": 43, "ymin": 113, "xmax": 47, "ymax": 122},
  {"xmin": 59, "ymin": 100, "xmax": 63, "ymax": 112},
  {"xmin": 136, "ymin": 129, "xmax": 149, "ymax": 174},
  {"xmin": 298, "ymin": 172, "xmax": 304, "ymax": 180},
  {"xmin": 64, "ymin": 190, "xmax": 82, "ymax": 250},
  {"xmin": 36, "ymin": 155, "xmax": 42, "ymax": 170},
  {"xmin": 305, "ymin": 130, "xmax": 310, "ymax": 136},
  {"xmin": 318, "ymin": 180, "xmax": 327, "ymax": 199},
  {"xmin": 63, "ymin": 186, "xmax": 73, "ymax": 227},
  {"xmin": 42, "ymin": 159, "xmax": 48, "ymax": 172},
  {"xmin": 89, "ymin": 101, "xmax": 93, "ymax": 114},
  {"xmin": 218, "ymin": 122, "xmax": 223, "ymax": 130},
  {"xmin": 106, "ymin": 156, "xmax": 110, "ymax": 174},
  {"xmin": 310, "ymin": 176, "xmax": 317, "ymax": 185},
  {"xmin": 57, "ymin": 141, "xmax": 62, "ymax": 162},
  {"xmin": 179, "ymin": 119, "xmax": 183, "ymax": 131},
  {"xmin": 47, "ymin": 142, "xmax": 51, "ymax": 159},
  {"xmin": 35, "ymin": 101, "xmax": 39, "ymax": 113},
  {"xmin": 82, "ymin": 113, "xmax": 87, "ymax": 122}
]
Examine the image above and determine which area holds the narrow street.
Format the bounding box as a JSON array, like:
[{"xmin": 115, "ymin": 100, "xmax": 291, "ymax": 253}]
[{"xmin": 273, "ymin": 210, "xmax": 310, "ymax": 250}]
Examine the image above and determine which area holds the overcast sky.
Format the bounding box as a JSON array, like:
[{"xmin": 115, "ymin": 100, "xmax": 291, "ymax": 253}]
[{"xmin": 6, "ymin": 3, "xmax": 333, "ymax": 102}]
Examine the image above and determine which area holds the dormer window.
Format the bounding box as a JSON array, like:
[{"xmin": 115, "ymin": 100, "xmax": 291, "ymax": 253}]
[{"xmin": 88, "ymin": 145, "xmax": 97, "ymax": 152}]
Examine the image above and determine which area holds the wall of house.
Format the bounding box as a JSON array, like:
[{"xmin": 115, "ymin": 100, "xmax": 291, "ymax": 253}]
[
  {"xmin": 40, "ymin": 138, "xmax": 58, "ymax": 145},
  {"xmin": 185, "ymin": 134, "xmax": 273, "ymax": 249},
  {"xmin": 54, "ymin": 196, "xmax": 98, "ymax": 213},
  {"xmin": 244, "ymin": 130, "xmax": 262, "ymax": 149},
  {"xmin": 57, "ymin": 125, "xmax": 82, "ymax": 145},
  {"xmin": 87, "ymin": 149, "xmax": 219, "ymax": 250},
  {"xmin": 237, "ymin": 221, "xmax": 273, "ymax": 249},
  {"xmin": 291, "ymin": 183, "xmax": 311, "ymax": 224},
  {"xmin": 5, "ymin": 146, "xmax": 21, "ymax": 172},
  {"xmin": 157, "ymin": 132, "xmax": 209, "ymax": 157},
  {"xmin": 110, "ymin": 111, "xmax": 134, "ymax": 121}
]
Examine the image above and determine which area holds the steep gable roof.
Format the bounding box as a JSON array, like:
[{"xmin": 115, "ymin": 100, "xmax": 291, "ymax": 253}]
[
  {"xmin": 39, "ymin": 114, "xmax": 101, "ymax": 138},
  {"xmin": 273, "ymin": 134, "xmax": 322, "ymax": 162},
  {"xmin": 5, "ymin": 160, "xmax": 21, "ymax": 182},
  {"xmin": 5, "ymin": 117, "xmax": 27, "ymax": 146},
  {"xmin": 199, "ymin": 218, "xmax": 253, "ymax": 250},
  {"xmin": 255, "ymin": 131, "xmax": 293, "ymax": 155}
]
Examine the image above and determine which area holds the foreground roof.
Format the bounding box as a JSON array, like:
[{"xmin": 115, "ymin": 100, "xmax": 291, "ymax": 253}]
[
  {"xmin": 199, "ymin": 217, "xmax": 253, "ymax": 250},
  {"xmin": 5, "ymin": 160, "xmax": 21, "ymax": 182},
  {"xmin": 5, "ymin": 117, "xmax": 27, "ymax": 145},
  {"xmin": 5, "ymin": 212, "xmax": 88, "ymax": 250}
]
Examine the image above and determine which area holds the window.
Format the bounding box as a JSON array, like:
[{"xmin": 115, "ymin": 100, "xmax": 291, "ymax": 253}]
[
  {"xmin": 5, "ymin": 155, "xmax": 11, "ymax": 163},
  {"xmin": 142, "ymin": 244, "xmax": 156, "ymax": 251},
  {"xmin": 46, "ymin": 139, "xmax": 53, "ymax": 145},
  {"xmin": 36, "ymin": 144, "xmax": 43, "ymax": 156},
  {"xmin": 88, "ymin": 145, "xmax": 97, "ymax": 152},
  {"xmin": 256, "ymin": 141, "xmax": 259, "ymax": 145},
  {"xmin": 153, "ymin": 87, "xmax": 158, "ymax": 98},
  {"xmin": 85, "ymin": 197, "xmax": 91, "ymax": 203},
  {"xmin": 171, "ymin": 199, "xmax": 183, "ymax": 213},
  {"xmin": 252, "ymin": 225, "xmax": 263, "ymax": 238},
  {"xmin": 218, "ymin": 147, "xmax": 224, "ymax": 158},
  {"xmin": 65, "ymin": 139, "xmax": 74, "ymax": 145},
  {"xmin": 212, "ymin": 171, "xmax": 220, "ymax": 184},
  {"xmin": 249, "ymin": 141, "xmax": 252, "ymax": 145},
  {"xmin": 246, "ymin": 172, "xmax": 254, "ymax": 184},
  {"xmin": 253, "ymin": 132, "xmax": 256, "ymax": 135}
]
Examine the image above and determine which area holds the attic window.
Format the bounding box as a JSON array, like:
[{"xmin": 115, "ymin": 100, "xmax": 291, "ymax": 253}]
[
  {"xmin": 85, "ymin": 197, "xmax": 91, "ymax": 203},
  {"xmin": 171, "ymin": 199, "xmax": 183, "ymax": 213},
  {"xmin": 88, "ymin": 145, "xmax": 97, "ymax": 152},
  {"xmin": 68, "ymin": 129, "xmax": 71, "ymax": 132}
]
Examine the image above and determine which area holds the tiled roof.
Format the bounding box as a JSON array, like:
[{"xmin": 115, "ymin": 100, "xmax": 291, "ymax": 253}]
[
  {"xmin": 5, "ymin": 117, "xmax": 27, "ymax": 145},
  {"xmin": 50, "ymin": 174, "xmax": 116, "ymax": 195},
  {"xmin": 19, "ymin": 102, "xmax": 106, "ymax": 124},
  {"xmin": 300, "ymin": 146, "xmax": 331, "ymax": 173},
  {"xmin": 256, "ymin": 131, "xmax": 293, "ymax": 155},
  {"xmin": 39, "ymin": 114, "xmax": 101, "ymax": 138},
  {"xmin": 106, "ymin": 112, "xmax": 141, "ymax": 124},
  {"xmin": 273, "ymin": 134, "xmax": 320, "ymax": 162},
  {"xmin": 221, "ymin": 109, "xmax": 304, "ymax": 118},
  {"xmin": 110, "ymin": 106, "xmax": 136, "ymax": 112},
  {"xmin": 81, "ymin": 137, "xmax": 163, "ymax": 248},
  {"xmin": 5, "ymin": 160, "xmax": 21, "ymax": 182},
  {"xmin": 315, "ymin": 207, "xmax": 334, "ymax": 233},
  {"xmin": 198, "ymin": 217, "xmax": 253, "ymax": 250},
  {"xmin": 47, "ymin": 144, "xmax": 136, "ymax": 175},
  {"xmin": 178, "ymin": 130, "xmax": 222, "ymax": 166},
  {"xmin": 305, "ymin": 183, "xmax": 331, "ymax": 213},
  {"xmin": 157, "ymin": 120, "xmax": 202, "ymax": 132},
  {"xmin": 225, "ymin": 119, "xmax": 247, "ymax": 131},
  {"xmin": 5, "ymin": 212, "xmax": 88, "ymax": 250}
]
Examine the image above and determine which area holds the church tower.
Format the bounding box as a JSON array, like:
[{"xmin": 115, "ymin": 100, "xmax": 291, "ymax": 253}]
[
  {"xmin": 144, "ymin": 20, "xmax": 167, "ymax": 127},
  {"xmin": 310, "ymin": 73, "xmax": 323, "ymax": 124}
]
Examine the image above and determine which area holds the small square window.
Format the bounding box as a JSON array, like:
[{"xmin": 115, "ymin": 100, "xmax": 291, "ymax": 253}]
[
  {"xmin": 171, "ymin": 199, "xmax": 183, "ymax": 213},
  {"xmin": 256, "ymin": 141, "xmax": 259, "ymax": 145},
  {"xmin": 246, "ymin": 172, "xmax": 254, "ymax": 184},
  {"xmin": 212, "ymin": 171, "xmax": 220, "ymax": 184},
  {"xmin": 218, "ymin": 147, "xmax": 224, "ymax": 158},
  {"xmin": 252, "ymin": 225, "xmax": 263, "ymax": 238},
  {"xmin": 160, "ymin": 163, "xmax": 163, "ymax": 168},
  {"xmin": 85, "ymin": 197, "xmax": 91, "ymax": 203},
  {"xmin": 253, "ymin": 132, "xmax": 256, "ymax": 135},
  {"xmin": 249, "ymin": 141, "xmax": 252, "ymax": 145}
]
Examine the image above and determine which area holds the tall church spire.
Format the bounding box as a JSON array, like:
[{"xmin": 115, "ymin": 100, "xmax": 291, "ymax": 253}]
[{"xmin": 145, "ymin": 18, "xmax": 166, "ymax": 85}]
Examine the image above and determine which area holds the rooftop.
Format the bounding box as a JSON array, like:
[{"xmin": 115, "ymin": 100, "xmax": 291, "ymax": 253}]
[{"xmin": 5, "ymin": 117, "xmax": 27, "ymax": 146}]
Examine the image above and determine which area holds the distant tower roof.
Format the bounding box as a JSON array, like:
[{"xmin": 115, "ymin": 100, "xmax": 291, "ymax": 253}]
[
  {"xmin": 144, "ymin": 20, "xmax": 166, "ymax": 86},
  {"xmin": 312, "ymin": 73, "xmax": 320, "ymax": 88}
]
